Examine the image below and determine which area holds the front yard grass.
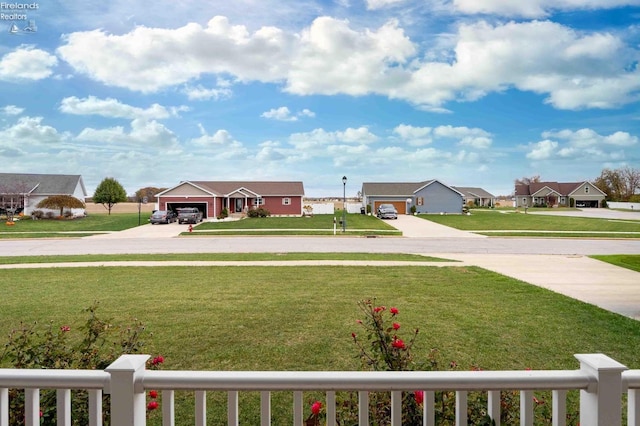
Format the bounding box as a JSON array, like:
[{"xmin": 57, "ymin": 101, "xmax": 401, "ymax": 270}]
[
  {"xmin": 2, "ymin": 264, "xmax": 640, "ymax": 423},
  {"xmin": 0, "ymin": 252, "xmax": 452, "ymax": 264},
  {"xmin": 190, "ymin": 213, "xmax": 401, "ymax": 236},
  {"xmin": 591, "ymin": 255, "xmax": 640, "ymax": 272},
  {"xmin": 423, "ymin": 209, "xmax": 640, "ymax": 238},
  {"xmin": 0, "ymin": 213, "xmax": 150, "ymax": 238}
]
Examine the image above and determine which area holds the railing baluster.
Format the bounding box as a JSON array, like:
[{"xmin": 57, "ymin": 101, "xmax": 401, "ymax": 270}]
[
  {"xmin": 0, "ymin": 388, "xmax": 8, "ymax": 426},
  {"xmin": 629, "ymin": 388, "xmax": 640, "ymax": 426},
  {"xmin": 25, "ymin": 388, "xmax": 39, "ymax": 426},
  {"xmin": 520, "ymin": 390, "xmax": 533, "ymax": 426},
  {"xmin": 552, "ymin": 390, "xmax": 566, "ymax": 426},
  {"xmin": 88, "ymin": 389, "xmax": 102, "ymax": 426},
  {"xmin": 228, "ymin": 390, "xmax": 239, "ymax": 426},
  {"xmin": 455, "ymin": 391, "xmax": 467, "ymax": 426},
  {"xmin": 358, "ymin": 391, "xmax": 368, "ymax": 426},
  {"xmin": 326, "ymin": 391, "xmax": 336, "ymax": 425},
  {"xmin": 488, "ymin": 390, "xmax": 500, "ymax": 425},
  {"xmin": 56, "ymin": 389, "xmax": 71, "ymax": 426},
  {"xmin": 293, "ymin": 391, "xmax": 303, "ymax": 425},
  {"xmin": 260, "ymin": 391, "xmax": 271, "ymax": 426},
  {"xmin": 391, "ymin": 391, "xmax": 402, "ymax": 426},
  {"xmin": 161, "ymin": 389, "xmax": 175, "ymax": 426},
  {"xmin": 195, "ymin": 390, "xmax": 206, "ymax": 426},
  {"xmin": 424, "ymin": 391, "xmax": 435, "ymax": 426}
]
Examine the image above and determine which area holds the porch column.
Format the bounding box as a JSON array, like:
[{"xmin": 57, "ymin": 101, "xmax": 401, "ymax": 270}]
[
  {"xmin": 575, "ymin": 353, "xmax": 627, "ymax": 426},
  {"xmin": 106, "ymin": 355, "xmax": 150, "ymax": 426}
]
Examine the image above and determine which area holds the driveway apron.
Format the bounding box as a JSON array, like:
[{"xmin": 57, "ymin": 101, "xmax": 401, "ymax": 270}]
[{"xmin": 386, "ymin": 214, "xmax": 486, "ymax": 238}]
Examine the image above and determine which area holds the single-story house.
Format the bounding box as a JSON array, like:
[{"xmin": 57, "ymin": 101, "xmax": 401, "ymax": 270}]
[
  {"xmin": 514, "ymin": 181, "xmax": 606, "ymax": 208},
  {"xmin": 362, "ymin": 179, "xmax": 464, "ymax": 214},
  {"xmin": 156, "ymin": 181, "xmax": 305, "ymax": 218},
  {"xmin": 0, "ymin": 173, "xmax": 87, "ymax": 216},
  {"xmin": 453, "ymin": 187, "xmax": 496, "ymax": 207}
]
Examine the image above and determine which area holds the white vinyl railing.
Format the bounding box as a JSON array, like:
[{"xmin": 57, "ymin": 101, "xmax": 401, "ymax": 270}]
[{"xmin": 1, "ymin": 353, "xmax": 639, "ymax": 425}]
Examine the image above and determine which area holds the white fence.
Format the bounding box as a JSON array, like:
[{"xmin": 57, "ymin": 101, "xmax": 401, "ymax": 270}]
[
  {"xmin": 2, "ymin": 353, "xmax": 640, "ymax": 426},
  {"xmin": 607, "ymin": 202, "xmax": 640, "ymax": 211},
  {"xmin": 306, "ymin": 203, "xmax": 364, "ymax": 215}
]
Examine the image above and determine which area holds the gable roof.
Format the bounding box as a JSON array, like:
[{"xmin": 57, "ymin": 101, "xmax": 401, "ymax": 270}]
[
  {"xmin": 452, "ymin": 186, "xmax": 495, "ymax": 199},
  {"xmin": 159, "ymin": 181, "xmax": 304, "ymax": 197},
  {"xmin": 0, "ymin": 173, "xmax": 87, "ymax": 197},
  {"xmin": 363, "ymin": 179, "xmax": 464, "ymax": 197},
  {"xmin": 515, "ymin": 181, "xmax": 604, "ymax": 197}
]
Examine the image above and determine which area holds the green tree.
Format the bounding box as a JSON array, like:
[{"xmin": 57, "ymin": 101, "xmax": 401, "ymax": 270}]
[
  {"xmin": 36, "ymin": 195, "xmax": 85, "ymax": 217},
  {"xmin": 594, "ymin": 167, "xmax": 640, "ymax": 201},
  {"xmin": 93, "ymin": 177, "xmax": 127, "ymax": 215}
]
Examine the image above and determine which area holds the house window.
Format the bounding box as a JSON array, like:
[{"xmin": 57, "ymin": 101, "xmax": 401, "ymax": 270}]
[
  {"xmin": 254, "ymin": 198, "xmax": 264, "ymax": 206},
  {"xmin": 282, "ymin": 197, "xmax": 291, "ymax": 205},
  {"xmin": 522, "ymin": 197, "xmax": 528, "ymax": 205},
  {"xmin": 417, "ymin": 197, "xmax": 424, "ymax": 206}
]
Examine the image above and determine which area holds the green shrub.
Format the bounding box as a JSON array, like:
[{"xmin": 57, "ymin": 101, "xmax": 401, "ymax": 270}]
[
  {"xmin": 247, "ymin": 207, "xmax": 270, "ymax": 218},
  {"xmin": 0, "ymin": 302, "xmax": 160, "ymax": 426}
]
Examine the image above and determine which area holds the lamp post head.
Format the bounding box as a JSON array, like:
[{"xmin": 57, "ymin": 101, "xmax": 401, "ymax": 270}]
[{"xmin": 342, "ymin": 176, "xmax": 347, "ymax": 185}]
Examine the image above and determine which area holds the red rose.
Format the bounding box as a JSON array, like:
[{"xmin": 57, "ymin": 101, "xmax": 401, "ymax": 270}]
[
  {"xmin": 149, "ymin": 390, "xmax": 158, "ymax": 399},
  {"xmin": 392, "ymin": 339, "xmax": 405, "ymax": 349},
  {"xmin": 152, "ymin": 355, "xmax": 164, "ymax": 365},
  {"xmin": 147, "ymin": 401, "xmax": 159, "ymax": 411},
  {"xmin": 414, "ymin": 391, "xmax": 424, "ymax": 405},
  {"xmin": 392, "ymin": 322, "xmax": 400, "ymax": 330},
  {"xmin": 311, "ymin": 401, "xmax": 322, "ymax": 415},
  {"xmin": 390, "ymin": 307, "xmax": 399, "ymax": 315}
]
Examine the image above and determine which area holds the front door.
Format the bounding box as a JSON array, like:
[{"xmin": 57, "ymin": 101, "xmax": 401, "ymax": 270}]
[{"xmin": 235, "ymin": 198, "xmax": 243, "ymax": 213}]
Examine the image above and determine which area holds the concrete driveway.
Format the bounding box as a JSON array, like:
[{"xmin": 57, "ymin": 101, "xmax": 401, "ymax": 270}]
[
  {"xmin": 386, "ymin": 214, "xmax": 486, "ymax": 238},
  {"xmin": 85, "ymin": 222, "xmax": 187, "ymax": 239}
]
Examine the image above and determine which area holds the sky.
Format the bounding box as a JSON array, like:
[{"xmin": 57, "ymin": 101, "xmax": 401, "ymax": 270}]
[{"xmin": 1, "ymin": 0, "xmax": 639, "ymax": 198}]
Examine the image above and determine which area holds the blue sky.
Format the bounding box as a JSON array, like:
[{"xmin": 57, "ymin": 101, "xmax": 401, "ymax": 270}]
[{"xmin": 1, "ymin": 0, "xmax": 639, "ymax": 197}]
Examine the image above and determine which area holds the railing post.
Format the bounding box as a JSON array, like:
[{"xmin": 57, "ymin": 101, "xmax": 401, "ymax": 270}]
[
  {"xmin": 105, "ymin": 355, "xmax": 150, "ymax": 426},
  {"xmin": 575, "ymin": 354, "xmax": 627, "ymax": 426}
]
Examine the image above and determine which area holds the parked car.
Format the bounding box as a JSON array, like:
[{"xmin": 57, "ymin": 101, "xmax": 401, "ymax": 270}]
[
  {"xmin": 177, "ymin": 207, "xmax": 203, "ymax": 224},
  {"xmin": 150, "ymin": 210, "xmax": 177, "ymax": 224},
  {"xmin": 376, "ymin": 204, "xmax": 398, "ymax": 219}
]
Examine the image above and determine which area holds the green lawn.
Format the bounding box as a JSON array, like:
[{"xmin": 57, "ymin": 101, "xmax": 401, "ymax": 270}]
[
  {"xmin": 2, "ymin": 264, "xmax": 639, "ymax": 423},
  {"xmin": 0, "ymin": 213, "xmax": 150, "ymax": 238},
  {"xmin": 591, "ymin": 255, "xmax": 640, "ymax": 272},
  {"xmin": 423, "ymin": 209, "xmax": 640, "ymax": 237},
  {"xmin": 0, "ymin": 252, "xmax": 452, "ymax": 264},
  {"xmin": 190, "ymin": 213, "xmax": 401, "ymax": 236}
]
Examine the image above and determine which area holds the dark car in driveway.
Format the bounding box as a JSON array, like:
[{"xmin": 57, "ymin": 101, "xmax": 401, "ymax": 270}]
[
  {"xmin": 150, "ymin": 210, "xmax": 177, "ymax": 224},
  {"xmin": 376, "ymin": 204, "xmax": 398, "ymax": 219}
]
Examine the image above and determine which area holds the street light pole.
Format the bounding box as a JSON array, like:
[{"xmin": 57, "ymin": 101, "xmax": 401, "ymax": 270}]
[{"xmin": 342, "ymin": 176, "xmax": 347, "ymax": 233}]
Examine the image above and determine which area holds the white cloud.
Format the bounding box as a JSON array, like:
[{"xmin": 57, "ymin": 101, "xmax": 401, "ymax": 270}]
[
  {"xmin": 2, "ymin": 105, "xmax": 24, "ymax": 116},
  {"xmin": 543, "ymin": 128, "xmax": 639, "ymax": 147},
  {"xmin": 182, "ymin": 85, "xmax": 233, "ymax": 101},
  {"xmin": 526, "ymin": 140, "xmax": 558, "ymax": 160},
  {"xmin": 76, "ymin": 119, "xmax": 178, "ymax": 147},
  {"xmin": 393, "ymin": 124, "xmax": 432, "ymax": 146},
  {"xmin": 191, "ymin": 125, "xmax": 236, "ymax": 146},
  {"xmin": 366, "ymin": 0, "xmax": 405, "ymax": 10},
  {"xmin": 57, "ymin": 16, "xmax": 296, "ymax": 93},
  {"xmin": 261, "ymin": 107, "xmax": 297, "ymax": 121},
  {"xmin": 453, "ymin": 0, "xmax": 640, "ymax": 18},
  {"xmin": 0, "ymin": 46, "xmax": 57, "ymax": 81},
  {"xmin": 0, "ymin": 116, "xmax": 65, "ymax": 146},
  {"xmin": 60, "ymin": 96, "xmax": 173, "ymax": 120}
]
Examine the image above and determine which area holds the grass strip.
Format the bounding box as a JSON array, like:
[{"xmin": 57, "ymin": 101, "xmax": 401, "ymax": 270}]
[
  {"xmin": 0, "ymin": 252, "xmax": 451, "ymax": 264},
  {"xmin": 590, "ymin": 255, "xmax": 640, "ymax": 272}
]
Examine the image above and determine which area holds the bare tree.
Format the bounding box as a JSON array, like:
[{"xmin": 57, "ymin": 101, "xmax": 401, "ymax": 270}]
[
  {"xmin": 514, "ymin": 175, "xmax": 541, "ymax": 185},
  {"xmin": 593, "ymin": 167, "xmax": 640, "ymax": 201}
]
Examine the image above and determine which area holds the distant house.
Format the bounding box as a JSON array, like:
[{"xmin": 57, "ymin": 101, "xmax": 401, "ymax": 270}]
[
  {"xmin": 514, "ymin": 181, "xmax": 606, "ymax": 208},
  {"xmin": 453, "ymin": 187, "xmax": 496, "ymax": 207},
  {"xmin": 361, "ymin": 179, "xmax": 464, "ymax": 214},
  {"xmin": 0, "ymin": 173, "xmax": 87, "ymax": 216},
  {"xmin": 156, "ymin": 181, "xmax": 305, "ymax": 218}
]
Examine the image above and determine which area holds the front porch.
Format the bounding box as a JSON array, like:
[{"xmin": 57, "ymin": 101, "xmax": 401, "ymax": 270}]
[{"xmin": 2, "ymin": 353, "xmax": 640, "ymax": 425}]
